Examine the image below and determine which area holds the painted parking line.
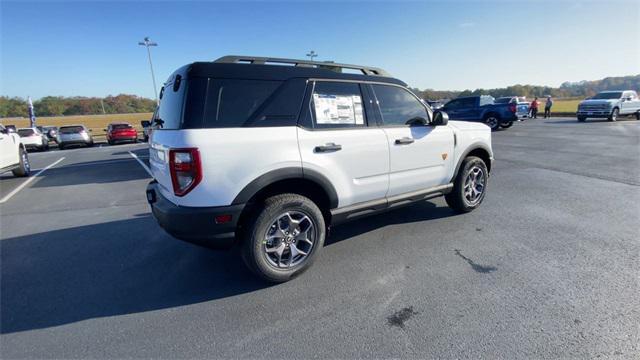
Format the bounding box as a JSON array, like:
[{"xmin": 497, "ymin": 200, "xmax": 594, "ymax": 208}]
[
  {"xmin": 128, "ymin": 151, "xmax": 152, "ymax": 177},
  {"xmin": 0, "ymin": 157, "xmax": 65, "ymax": 204}
]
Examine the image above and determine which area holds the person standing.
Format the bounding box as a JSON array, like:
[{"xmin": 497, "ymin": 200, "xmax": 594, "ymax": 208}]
[
  {"xmin": 530, "ymin": 97, "xmax": 539, "ymax": 119},
  {"xmin": 544, "ymin": 96, "xmax": 553, "ymax": 118}
]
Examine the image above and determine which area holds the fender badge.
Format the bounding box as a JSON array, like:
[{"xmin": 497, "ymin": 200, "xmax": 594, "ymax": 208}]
[{"xmin": 441, "ymin": 153, "xmax": 448, "ymax": 160}]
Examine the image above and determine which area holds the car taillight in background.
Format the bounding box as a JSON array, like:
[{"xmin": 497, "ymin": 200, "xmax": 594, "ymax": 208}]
[
  {"xmin": 169, "ymin": 148, "xmax": 202, "ymax": 197},
  {"xmin": 509, "ymin": 103, "xmax": 517, "ymax": 113}
]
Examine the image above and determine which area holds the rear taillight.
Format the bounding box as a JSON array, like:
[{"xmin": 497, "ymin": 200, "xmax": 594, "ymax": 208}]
[
  {"xmin": 169, "ymin": 148, "xmax": 202, "ymax": 197},
  {"xmin": 509, "ymin": 103, "xmax": 517, "ymax": 113}
]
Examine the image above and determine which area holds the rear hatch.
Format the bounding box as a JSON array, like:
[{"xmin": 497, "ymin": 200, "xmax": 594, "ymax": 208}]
[{"xmin": 516, "ymin": 102, "xmax": 529, "ymax": 117}]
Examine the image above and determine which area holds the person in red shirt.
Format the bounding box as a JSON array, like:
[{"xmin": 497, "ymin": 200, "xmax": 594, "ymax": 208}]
[{"xmin": 529, "ymin": 97, "xmax": 539, "ymax": 119}]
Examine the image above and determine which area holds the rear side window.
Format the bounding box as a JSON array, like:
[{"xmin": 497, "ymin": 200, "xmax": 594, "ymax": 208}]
[
  {"xmin": 205, "ymin": 79, "xmax": 281, "ymax": 128},
  {"xmin": 18, "ymin": 129, "xmax": 35, "ymax": 137},
  {"xmin": 59, "ymin": 126, "xmax": 83, "ymax": 134},
  {"xmin": 371, "ymin": 84, "xmax": 429, "ymax": 126},
  {"xmin": 310, "ymin": 81, "xmax": 366, "ymax": 129}
]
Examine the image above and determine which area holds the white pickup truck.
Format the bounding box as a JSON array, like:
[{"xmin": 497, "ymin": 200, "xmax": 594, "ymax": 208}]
[
  {"xmin": 0, "ymin": 124, "xmax": 31, "ymax": 177},
  {"xmin": 577, "ymin": 90, "xmax": 640, "ymax": 122}
]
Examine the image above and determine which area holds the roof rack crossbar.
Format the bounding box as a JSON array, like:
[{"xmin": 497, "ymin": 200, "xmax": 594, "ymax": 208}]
[{"xmin": 214, "ymin": 55, "xmax": 390, "ymax": 77}]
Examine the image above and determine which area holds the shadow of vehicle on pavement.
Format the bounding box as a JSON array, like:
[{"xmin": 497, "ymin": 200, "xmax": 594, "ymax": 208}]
[
  {"xmin": 30, "ymin": 158, "xmax": 150, "ymax": 188},
  {"xmin": 1, "ymin": 201, "xmax": 458, "ymax": 334}
]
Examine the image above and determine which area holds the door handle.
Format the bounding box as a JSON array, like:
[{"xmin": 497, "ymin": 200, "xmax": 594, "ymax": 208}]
[
  {"xmin": 395, "ymin": 137, "xmax": 414, "ymax": 145},
  {"xmin": 314, "ymin": 143, "xmax": 342, "ymax": 153}
]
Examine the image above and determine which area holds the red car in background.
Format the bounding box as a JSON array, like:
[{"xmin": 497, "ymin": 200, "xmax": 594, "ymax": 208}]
[{"xmin": 105, "ymin": 123, "xmax": 138, "ymax": 145}]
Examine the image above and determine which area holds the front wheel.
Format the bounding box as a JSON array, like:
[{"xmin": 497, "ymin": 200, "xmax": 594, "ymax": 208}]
[
  {"xmin": 608, "ymin": 108, "xmax": 619, "ymax": 122},
  {"xmin": 577, "ymin": 116, "xmax": 586, "ymax": 122},
  {"xmin": 12, "ymin": 147, "xmax": 30, "ymax": 177},
  {"xmin": 484, "ymin": 115, "xmax": 500, "ymax": 131},
  {"xmin": 500, "ymin": 121, "xmax": 513, "ymax": 129},
  {"xmin": 242, "ymin": 194, "xmax": 326, "ymax": 283},
  {"xmin": 445, "ymin": 156, "xmax": 489, "ymax": 213}
]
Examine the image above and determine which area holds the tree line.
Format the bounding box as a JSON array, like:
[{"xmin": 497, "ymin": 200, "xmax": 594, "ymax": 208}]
[
  {"xmin": 412, "ymin": 74, "xmax": 640, "ymax": 101},
  {"xmin": 1, "ymin": 75, "xmax": 638, "ymax": 118},
  {"xmin": 0, "ymin": 94, "xmax": 156, "ymax": 118}
]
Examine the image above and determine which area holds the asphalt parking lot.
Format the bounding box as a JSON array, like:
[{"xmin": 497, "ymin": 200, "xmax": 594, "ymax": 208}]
[{"xmin": 1, "ymin": 117, "xmax": 638, "ymax": 358}]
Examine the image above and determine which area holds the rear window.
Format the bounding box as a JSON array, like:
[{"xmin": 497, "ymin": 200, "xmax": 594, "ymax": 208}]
[
  {"xmin": 59, "ymin": 126, "xmax": 84, "ymax": 134},
  {"xmin": 494, "ymin": 97, "xmax": 513, "ymax": 104},
  {"xmin": 112, "ymin": 124, "xmax": 132, "ymax": 130},
  {"xmin": 18, "ymin": 129, "xmax": 35, "ymax": 137},
  {"xmin": 155, "ymin": 74, "xmax": 187, "ymax": 130}
]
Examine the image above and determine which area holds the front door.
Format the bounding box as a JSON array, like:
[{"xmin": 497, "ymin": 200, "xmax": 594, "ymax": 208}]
[
  {"xmin": 369, "ymin": 84, "xmax": 454, "ymax": 197},
  {"xmin": 297, "ymin": 81, "xmax": 390, "ymax": 208}
]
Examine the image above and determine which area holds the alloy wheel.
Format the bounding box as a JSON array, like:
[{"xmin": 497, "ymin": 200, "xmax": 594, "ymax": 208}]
[
  {"xmin": 463, "ymin": 166, "xmax": 485, "ymax": 205},
  {"xmin": 263, "ymin": 211, "xmax": 315, "ymax": 268}
]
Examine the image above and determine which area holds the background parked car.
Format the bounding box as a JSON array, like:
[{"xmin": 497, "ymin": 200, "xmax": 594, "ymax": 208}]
[
  {"xmin": 577, "ymin": 90, "xmax": 640, "ymax": 122},
  {"xmin": 494, "ymin": 96, "xmax": 530, "ymax": 120},
  {"xmin": 5, "ymin": 125, "xmax": 17, "ymax": 133},
  {"xmin": 57, "ymin": 125, "xmax": 94, "ymax": 150},
  {"xmin": 441, "ymin": 95, "xmax": 525, "ymax": 130},
  {"xmin": 0, "ymin": 124, "xmax": 30, "ymax": 177},
  {"xmin": 39, "ymin": 126, "xmax": 59, "ymax": 143},
  {"xmin": 17, "ymin": 127, "xmax": 49, "ymax": 151},
  {"xmin": 105, "ymin": 123, "xmax": 138, "ymax": 145},
  {"xmin": 426, "ymin": 100, "xmax": 444, "ymax": 110}
]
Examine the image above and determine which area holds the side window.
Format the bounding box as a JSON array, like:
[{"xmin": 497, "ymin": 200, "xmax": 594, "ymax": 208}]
[
  {"xmin": 202, "ymin": 79, "xmax": 282, "ymax": 128},
  {"xmin": 371, "ymin": 84, "xmax": 429, "ymax": 126},
  {"xmin": 459, "ymin": 98, "xmax": 477, "ymax": 108},
  {"xmin": 444, "ymin": 99, "xmax": 460, "ymax": 110},
  {"xmin": 311, "ymin": 82, "xmax": 366, "ymax": 129}
]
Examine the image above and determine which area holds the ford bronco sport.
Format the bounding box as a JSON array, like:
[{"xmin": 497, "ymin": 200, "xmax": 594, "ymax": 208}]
[{"xmin": 146, "ymin": 56, "xmax": 493, "ymax": 282}]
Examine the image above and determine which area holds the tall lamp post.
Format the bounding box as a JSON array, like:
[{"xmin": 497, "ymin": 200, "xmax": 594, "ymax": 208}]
[
  {"xmin": 138, "ymin": 37, "xmax": 159, "ymax": 105},
  {"xmin": 306, "ymin": 50, "xmax": 317, "ymax": 61}
]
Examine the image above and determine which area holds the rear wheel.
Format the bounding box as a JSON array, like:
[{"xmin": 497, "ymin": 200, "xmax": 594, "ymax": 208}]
[
  {"xmin": 577, "ymin": 116, "xmax": 586, "ymax": 122},
  {"xmin": 242, "ymin": 193, "xmax": 325, "ymax": 283},
  {"xmin": 445, "ymin": 156, "xmax": 489, "ymax": 213},
  {"xmin": 500, "ymin": 121, "xmax": 513, "ymax": 129},
  {"xmin": 635, "ymin": 111, "xmax": 639, "ymax": 120},
  {"xmin": 12, "ymin": 147, "xmax": 30, "ymax": 177},
  {"xmin": 608, "ymin": 108, "xmax": 619, "ymax": 122},
  {"xmin": 59, "ymin": 143, "xmax": 65, "ymax": 150},
  {"xmin": 483, "ymin": 114, "xmax": 500, "ymax": 131}
]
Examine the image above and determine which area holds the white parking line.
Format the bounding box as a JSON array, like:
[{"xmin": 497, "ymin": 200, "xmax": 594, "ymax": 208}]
[
  {"xmin": 128, "ymin": 151, "xmax": 152, "ymax": 177},
  {"xmin": 0, "ymin": 157, "xmax": 65, "ymax": 204}
]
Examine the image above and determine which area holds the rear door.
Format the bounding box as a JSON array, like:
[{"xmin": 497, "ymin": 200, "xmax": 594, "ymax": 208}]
[
  {"xmin": 369, "ymin": 84, "xmax": 454, "ymax": 197},
  {"xmin": 297, "ymin": 81, "xmax": 389, "ymax": 207}
]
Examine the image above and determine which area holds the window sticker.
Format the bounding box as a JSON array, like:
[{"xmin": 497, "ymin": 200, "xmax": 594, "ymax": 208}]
[{"xmin": 313, "ymin": 93, "xmax": 364, "ymax": 125}]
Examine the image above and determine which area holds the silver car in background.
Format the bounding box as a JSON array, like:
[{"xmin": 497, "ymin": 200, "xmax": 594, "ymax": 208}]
[{"xmin": 57, "ymin": 125, "xmax": 94, "ymax": 150}]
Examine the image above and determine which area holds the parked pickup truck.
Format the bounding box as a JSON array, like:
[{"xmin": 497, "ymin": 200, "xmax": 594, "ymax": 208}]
[
  {"xmin": 441, "ymin": 95, "xmax": 527, "ymax": 131},
  {"xmin": 577, "ymin": 90, "xmax": 640, "ymax": 122}
]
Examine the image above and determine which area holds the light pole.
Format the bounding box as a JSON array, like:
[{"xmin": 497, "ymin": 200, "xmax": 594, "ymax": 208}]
[
  {"xmin": 138, "ymin": 37, "xmax": 159, "ymax": 105},
  {"xmin": 306, "ymin": 50, "xmax": 317, "ymax": 62}
]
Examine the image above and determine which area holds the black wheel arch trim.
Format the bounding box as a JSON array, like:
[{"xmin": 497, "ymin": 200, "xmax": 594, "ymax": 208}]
[
  {"xmin": 451, "ymin": 143, "xmax": 493, "ymax": 182},
  {"xmin": 231, "ymin": 167, "xmax": 339, "ymax": 209}
]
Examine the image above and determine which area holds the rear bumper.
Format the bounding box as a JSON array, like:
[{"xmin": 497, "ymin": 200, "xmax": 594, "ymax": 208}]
[
  {"xmin": 109, "ymin": 134, "xmax": 138, "ymax": 141},
  {"xmin": 146, "ymin": 181, "xmax": 244, "ymax": 249}
]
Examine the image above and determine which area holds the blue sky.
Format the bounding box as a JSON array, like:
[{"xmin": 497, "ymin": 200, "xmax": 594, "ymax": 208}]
[{"xmin": 1, "ymin": 0, "xmax": 639, "ymax": 99}]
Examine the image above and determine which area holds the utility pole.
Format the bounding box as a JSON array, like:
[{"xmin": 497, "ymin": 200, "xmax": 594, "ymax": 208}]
[
  {"xmin": 306, "ymin": 50, "xmax": 317, "ymax": 62},
  {"xmin": 138, "ymin": 37, "xmax": 159, "ymax": 105},
  {"xmin": 100, "ymin": 99, "xmax": 106, "ymax": 115}
]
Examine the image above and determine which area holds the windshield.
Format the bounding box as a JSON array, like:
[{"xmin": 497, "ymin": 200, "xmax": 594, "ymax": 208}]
[
  {"xmin": 18, "ymin": 129, "xmax": 35, "ymax": 137},
  {"xmin": 591, "ymin": 92, "xmax": 622, "ymax": 100},
  {"xmin": 59, "ymin": 126, "xmax": 84, "ymax": 134}
]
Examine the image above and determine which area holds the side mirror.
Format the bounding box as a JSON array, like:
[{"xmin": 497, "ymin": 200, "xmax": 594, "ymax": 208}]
[
  {"xmin": 103, "ymin": 128, "xmax": 107, "ymax": 132},
  {"xmin": 432, "ymin": 111, "xmax": 449, "ymax": 126},
  {"xmin": 406, "ymin": 117, "xmax": 428, "ymax": 126},
  {"xmin": 141, "ymin": 120, "xmax": 151, "ymax": 127}
]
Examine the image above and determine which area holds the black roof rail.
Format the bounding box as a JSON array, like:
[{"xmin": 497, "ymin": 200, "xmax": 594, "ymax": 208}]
[{"xmin": 214, "ymin": 55, "xmax": 391, "ymax": 77}]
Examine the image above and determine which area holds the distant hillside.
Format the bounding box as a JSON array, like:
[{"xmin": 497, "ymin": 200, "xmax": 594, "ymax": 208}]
[{"xmin": 414, "ymin": 75, "xmax": 640, "ymax": 100}]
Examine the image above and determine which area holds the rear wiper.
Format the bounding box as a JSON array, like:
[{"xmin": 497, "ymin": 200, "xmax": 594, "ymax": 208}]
[{"xmin": 153, "ymin": 118, "xmax": 165, "ymax": 128}]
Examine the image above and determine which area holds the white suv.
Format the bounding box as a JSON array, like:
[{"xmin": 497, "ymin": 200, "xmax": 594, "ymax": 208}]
[
  {"xmin": 146, "ymin": 56, "xmax": 493, "ymax": 282},
  {"xmin": 0, "ymin": 124, "xmax": 30, "ymax": 177}
]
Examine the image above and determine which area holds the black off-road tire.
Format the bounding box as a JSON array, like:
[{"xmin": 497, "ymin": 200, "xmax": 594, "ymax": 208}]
[
  {"xmin": 608, "ymin": 108, "xmax": 619, "ymax": 122},
  {"xmin": 242, "ymin": 193, "xmax": 326, "ymax": 283},
  {"xmin": 445, "ymin": 156, "xmax": 489, "ymax": 213},
  {"xmin": 12, "ymin": 147, "xmax": 30, "ymax": 177},
  {"xmin": 483, "ymin": 114, "xmax": 501, "ymax": 131},
  {"xmin": 500, "ymin": 121, "xmax": 513, "ymax": 129},
  {"xmin": 577, "ymin": 116, "xmax": 586, "ymax": 122},
  {"xmin": 635, "ymin": 111, "xmax": 639, "ymax": 120}
]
